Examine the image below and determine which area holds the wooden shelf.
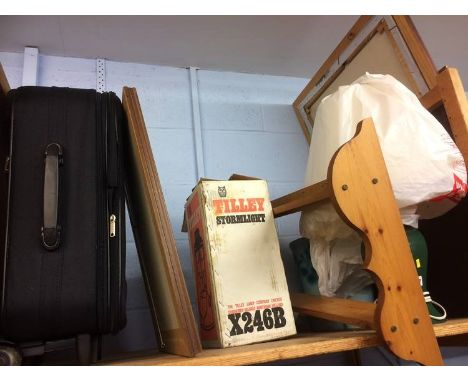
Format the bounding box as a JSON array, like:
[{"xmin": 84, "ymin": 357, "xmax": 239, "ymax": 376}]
[{"xmin": 101, "ymin": 318, "xmax": 468, "ymax": 366}]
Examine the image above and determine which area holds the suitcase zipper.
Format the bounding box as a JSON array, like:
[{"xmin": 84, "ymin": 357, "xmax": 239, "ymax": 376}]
[
  {"xmin": 103, "ymin": 92, "xmax": 113, "ymax": 333},
  {"xmin": 97, "ymin": 92, "xmax": 124, "ymax": 334},
  {"xmin": 106, "ymin": 93, "xmax": 122, "ymax": 333},
  {"xmin": 96, "ymin": 92, "xmax": 109, "ymax": 334},
  {"xmin": 113, "ymin": 92, "xmax": 126, "ymax": 330},
  {"xmin": 109, "ymin": 214, "xmax": 116, "ymax": 238}
]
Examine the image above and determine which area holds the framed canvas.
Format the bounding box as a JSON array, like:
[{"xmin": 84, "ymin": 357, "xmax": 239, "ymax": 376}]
[
  {"xmin": 294, "ymin": 16, "xmax": 438, "ymax": 143},
  {"xmin": 122, "ymin": 87, "xmax": 202, "ymax": 358}
]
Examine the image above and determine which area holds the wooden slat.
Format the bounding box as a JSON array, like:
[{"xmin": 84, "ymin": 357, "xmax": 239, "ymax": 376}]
[
  {"xmin": 228, "ymin": 173, "xmax": 261, "ymax": 181},
  {"xmin": 0, "ymin": 62, "xmax": 10, "ymax": 119},
  {"xmin": 0, "ymin": 62, "xmax": 10, "ymax": 97},
  {"xmin": 419, "ymin": 85, "xmax": 442, "ymax": 111},
  {"xmin": 295, "ymin": 16, "xmax": 437, "ymax": 143},
  {"xmin": 122, "ymin": 87, "xmax": 202, "ymax": 357},
  {"xmin": 293, "ymin": 103, "xmax": 311, "ymax": 144},
  {"xmin": 271, "ymin": 180, "xmax": 329, "ymax": 218},
  {"xmin": 436, "ymin": 67, "xmax": 468, "ymax": 167},
  {"xmin": 301, "ymin": 20, "xmax": 390, "ymax": 121},
  {"xmin": 392, "ymin": 16, "xmax": 438, "ymax": 89},
  {"xmin": 434, "ymin": 319, "xmax": 468, "ymax": 337},
  {"xmin": 382, "ymin": 20, "xmax": 422, "ymax": 98},
  {"xmin": 330, "ymin": 118, "xmax": 443, "ymax": 365},
  {"xmin": 104, "ymin": 331, "xmax": 381, "ymax": 366},
  {"xmin": 293, "ymin": 16, "xmax": 373, "ymax": 108},
  {"xmin": 0, "ymin": 63, "xmax": 9, "ymax": 118},
  {"xmin": 101, "ymin": 318, "xmax": 468, "ymax": 366},
  {"xmin": 291, "ymin": 293, "xmax": 376, "ymax": 329}
]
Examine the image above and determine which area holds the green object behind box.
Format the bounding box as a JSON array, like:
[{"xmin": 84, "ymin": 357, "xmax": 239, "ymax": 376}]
[
  {"xmin": 405, "ymin": 226, "xmax": 447, "ymax": 323},
  {"xmin": 290, "ymin": 227, "xmax": 446, "ymax": 330}
]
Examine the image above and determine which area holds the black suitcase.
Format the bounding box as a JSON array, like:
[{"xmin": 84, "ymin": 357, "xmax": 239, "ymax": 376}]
[{"xmin": 0, "ymin": 86, "xmax": 127, "ymax": 364}]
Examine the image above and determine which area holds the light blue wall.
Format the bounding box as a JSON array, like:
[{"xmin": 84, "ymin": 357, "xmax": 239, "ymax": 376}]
[
  {"xmin": 2, "ymin": 50, "xmax": 468, "ymax": 365},
  {"xmin": 0, "ymin": 51, "xmax": 311, "ymax": 360}
]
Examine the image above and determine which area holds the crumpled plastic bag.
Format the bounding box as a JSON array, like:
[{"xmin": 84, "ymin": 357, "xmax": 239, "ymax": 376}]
[{"xmin": 300, "ymin": 73, "xmax": 467, "ymax": 297}]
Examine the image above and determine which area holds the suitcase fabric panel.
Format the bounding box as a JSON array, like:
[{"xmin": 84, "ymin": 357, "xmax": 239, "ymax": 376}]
[
  {"xmin": 0, "ymin": 87, "xmax": 126, "ymax": 343},
  {"xmin": 3, "ymin": 87, "xmax": 99, "ymax": 341}
]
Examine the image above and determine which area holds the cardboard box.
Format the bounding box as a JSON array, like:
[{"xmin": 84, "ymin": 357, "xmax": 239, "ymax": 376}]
[{"xmin": 184, "ymin": 179, "xmax": 296, "ymax": 348}]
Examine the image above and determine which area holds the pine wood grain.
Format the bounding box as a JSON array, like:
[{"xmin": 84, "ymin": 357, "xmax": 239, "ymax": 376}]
[
  {"xmin": 292, "ymin": 16, "xmax": 373, "ymax": 143},
  {"xmin": 293, "ymin": 104, "xmax": 311, "ymax": 144},
  {"xmin": 294, "ymin": 16, "xmax": 437, "ymax": 144},
  {"xmin": 122, "ymin": 87, "xmax": 201, "ymax": 357},
  {"xmin": 0, "ymin": 62, "xmax": 10, "ymax": 97},
  {"xmin": 382, "ymin": 20, "xmax": 422, "ymax": 97},
  {"xmin": 291, "ymin": 293, "xmax": 376, "ymax": 329},
  {"xmin": 0, "ymin": 62, "xmax": 9, "ymax": 121},
  {"xmin": 293, "ymin": 16, "xmax": 373, "ymax": 109},
  {"xmin": 329, "ymin": 118, "xmax": 443, "ymax": 365},
  {"xmin": 419, "ymin": 85, "xmax": 442, "ymax": 111},
  {"xmin": 101, "ymin": 319, "xmax": 468, "ymax": 366},
  {"xmin": 436, "ymin": 67, "xmax": 468, "ymax": 167},
  {"xmin": 271, "ymin": 180, "xmax": 329, "ymax": 218},
  {"xmin": 392, "ymin": 16, "xmax": 438, "ymax": 89},
  {"xmin": 301, "ymin": 19, "xmax": 420, "ymax": 125},
  {"xmin": 0, "ymin": 62, "xmax": 10, "ymax": 119},
  {"xmin": 228, "ymin": 174, "xmax": 261, "ymax": 181}
]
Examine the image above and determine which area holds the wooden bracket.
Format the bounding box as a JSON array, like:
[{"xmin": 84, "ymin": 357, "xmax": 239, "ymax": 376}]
[
  {"xmin": 0, "ymin": 62, "xmax": 10, "ymax": 97},
  {"xmin": 392, "ymin": 16, "xmax": 438, "ymax": 90},
  {"xmin": 436, "ymin": 67, "xmax": 468, "ymax": 166},
  {"xmin": 271, "ymin": 180, "xmax": 329, "ymax": 217},
  {"xmin": 0, "ymin": 62, "xmax": 10, "ymax": 119},
  {"xmin": 419, "ymin": 85, "xmax": 442, "ymax": 111},
  {"xmin": 277, "ymin": 64, "xmax": 466, "ymax": 358},
  {"xmin": 330, "ymin": 118, "xmax": 442, "ymax": 365},
  {"xmin": 291, "ymin": 293, "xmax": 376, "ymax": 329},
  {"xmin": 272, "ymin": 118, "xmax": 444, "ymax": 365}
]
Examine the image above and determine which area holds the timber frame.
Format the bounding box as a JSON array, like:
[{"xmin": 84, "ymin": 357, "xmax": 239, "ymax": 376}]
[
  {"xmin": 294, "ymin": 16, "xmax": 439, "ymax": 144},
  {"xmin": 276, "ymin": 64, "xmax": 468, "ymax": 366},
  {"xmin": 288, "ymin": 18, "xmax": 468, "ymax": 364}
]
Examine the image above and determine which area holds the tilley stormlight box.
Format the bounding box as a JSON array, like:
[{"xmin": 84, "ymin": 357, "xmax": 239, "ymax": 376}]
[{"xmin": 184, "ymin": 179, "xmax": 296, "ymax": 348}]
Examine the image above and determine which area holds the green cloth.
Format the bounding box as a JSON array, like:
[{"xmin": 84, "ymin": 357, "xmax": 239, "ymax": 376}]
[{"xmin": 405, "ymin": 226, "xmax": 446, "ymax": 323}]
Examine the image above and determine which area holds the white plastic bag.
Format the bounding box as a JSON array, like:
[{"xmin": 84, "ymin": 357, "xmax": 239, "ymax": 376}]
[{"xmin": 300, "ymin": 73, "xmax": 467, "ymax": 297}]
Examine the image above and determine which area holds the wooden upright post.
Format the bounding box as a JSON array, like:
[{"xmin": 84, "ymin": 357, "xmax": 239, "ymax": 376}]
[{"xmin": 330, "ymin": 118, "xmax": 443, "ymax": 365}]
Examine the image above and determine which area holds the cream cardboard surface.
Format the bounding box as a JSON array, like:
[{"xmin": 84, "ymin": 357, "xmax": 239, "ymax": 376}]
[{"xmin": 185, "ymin": 180, "xmax": 296, "ymax": 348}]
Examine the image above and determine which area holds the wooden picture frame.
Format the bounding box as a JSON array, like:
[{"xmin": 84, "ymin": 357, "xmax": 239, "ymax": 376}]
[
  {"xmin": 122, "ymin": 87, "xmax": 202, "ymax": 358},
  {"xmin": 294, "ymin": 16, "xmax": 438, "ymax": 143}
]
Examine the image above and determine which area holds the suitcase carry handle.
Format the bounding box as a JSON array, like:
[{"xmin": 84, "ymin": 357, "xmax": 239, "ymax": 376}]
[{"xmin": 41, "ymin": 143, "xmax": 63, "ymax": 251}]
